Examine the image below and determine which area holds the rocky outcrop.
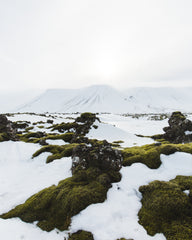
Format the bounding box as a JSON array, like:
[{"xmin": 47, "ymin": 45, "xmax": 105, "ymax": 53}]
[
  {"xmin": 0, "ymin": 114, "xmax": 18, "ymax": 141},
  {"xmin": 163, "ymin": 112, "xmax": 192, "ymax": 143},
  {"xmin": 71, "ymin": 140, "xmax": 123, "ymax": 185}
]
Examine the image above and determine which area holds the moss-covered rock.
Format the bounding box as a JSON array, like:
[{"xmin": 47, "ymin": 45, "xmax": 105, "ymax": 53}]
[
  {"xmin": 0, "ymin": 169, "xmax": 109, "ymax": 231},
  {"xmin": 32, "ymin": 143, "xmax": 79, "ymax": 163},
  {"xmin": 71, "ymin": 140, "xmax": 122, "ymax": 175},
  {"xmin": 122, "ymin": 143, "xmax": 192, "ymax": 169},
  {"xmin": 138, "ymin": 176, "xmax": 192, "ymax": 239},
  {"xmin": 67, "ymin": 230, "xmax": 94, "ymax": 240},
  {"xmin": 50, "ymin": 112, "xmax": 99, "ymax": 141},
  {"xmin": 122, "ymin": 144, "xmax": 161, "ymax": 169},
  {"xmin": 0, "ymin": 114, "xmax": 18, "ymax": 141},
  {"xmin": 154, "ymin": 111, "xmax": 192, "ymax": 144}
]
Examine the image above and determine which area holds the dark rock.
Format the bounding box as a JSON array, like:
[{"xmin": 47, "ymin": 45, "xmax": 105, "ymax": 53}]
[
  {"xmin": 154, "ymin": 142, "xmax": 161, "ymax": 146},
  {"xmin": 0, "ymin": 114, "xmax": 18, "ymax": 141},
  {"xmin": 47, "ymin": 119, "xmax": 53, "ymax": 124},
  {"xmin": 163, "ymin": 111, "xmax": 192, "ymax": 143},
  {"xmin": 39, "ymin": 139, "xmax": 48, "ymax": 146},
  {"xmin": 71, "ymin": 140, "xmax": 123, "ymax": 175}
]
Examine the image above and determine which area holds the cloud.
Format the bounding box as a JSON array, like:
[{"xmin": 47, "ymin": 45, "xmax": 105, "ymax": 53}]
[{"xmin": 0, "ymin": 0, "xmax": 192, "ymax": 90}]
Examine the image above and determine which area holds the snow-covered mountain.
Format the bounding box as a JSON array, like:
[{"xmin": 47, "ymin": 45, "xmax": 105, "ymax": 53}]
[{"xmin": 16, "ymin": 85, "xmax": 192, "ymax": 113}]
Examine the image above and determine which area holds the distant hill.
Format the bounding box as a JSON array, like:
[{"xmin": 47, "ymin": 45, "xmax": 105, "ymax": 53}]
[{"xmin": 16, "ymin": 85, "xmax": 192, "ymax": 113}]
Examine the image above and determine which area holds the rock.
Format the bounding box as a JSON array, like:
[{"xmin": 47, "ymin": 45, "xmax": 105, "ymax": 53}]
[
  {"xmin": 163, "ymin": 111, "xmax": 192, "ymax": 143},
  {"xmin": 47, "ymin": 119, "xmax": 53, "ymax": 124},
  {"xmin": 0, "ymin": 114, "xmax": 18, "ymax": 141},
  {"xmin": 39, "ymin": 139, "xmax": 48, "ymax": 146},
  {"xmin": 71, "ymin": 140, "xmax": 123, "ymax": 175}
]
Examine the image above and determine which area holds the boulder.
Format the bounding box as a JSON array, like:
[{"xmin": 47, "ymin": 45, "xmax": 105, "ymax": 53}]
[
  {"xmin": 0, "ymin": 114, "xmax": 18, "ymax": 141},
  {"xmin": 163, "ymin": 112, "xmax": 192, "ymax": 143},
  {"xmin": 71, "ymin": 140, "xmax": 123, "ymax": 175}
]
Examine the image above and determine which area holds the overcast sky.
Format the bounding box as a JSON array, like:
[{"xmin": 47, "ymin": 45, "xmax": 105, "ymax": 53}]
[{"xmin": 1, "ymin": 0, "xmax": 192, "ymax": 90}]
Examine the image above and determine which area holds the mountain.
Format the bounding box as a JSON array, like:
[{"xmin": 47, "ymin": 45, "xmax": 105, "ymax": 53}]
[
  {"xmin": 16, "ymin": 85, "xmax": 192, "ymax": 113},
  {"xmin": 0, "ymin": 89, "xmax": 44, "ymax": 113}
]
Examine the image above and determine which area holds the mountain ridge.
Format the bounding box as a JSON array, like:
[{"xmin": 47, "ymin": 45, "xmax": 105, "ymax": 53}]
[{"xmin": 16, "ymin": 85, "xmax": 192, "ymax": 113}]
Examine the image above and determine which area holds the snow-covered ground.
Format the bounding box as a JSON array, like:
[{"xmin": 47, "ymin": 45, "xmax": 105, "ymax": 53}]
[
  {"xmin": 70, "ymin": 152, "xmax": 192, "ymax": 240},
  {"xmin": 0, "ymin": 113, "xmax": 192, "ymax": 240}
]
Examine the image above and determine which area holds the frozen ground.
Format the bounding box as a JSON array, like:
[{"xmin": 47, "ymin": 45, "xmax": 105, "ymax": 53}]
[{"xmin": 0, "ymin": 113, "xmax": 192, "ymax": 240}]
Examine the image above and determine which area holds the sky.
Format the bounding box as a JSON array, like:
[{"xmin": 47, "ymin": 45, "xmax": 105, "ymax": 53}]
[{"xmin": 1, "ymin": 0, "xmax": 192, "ymax": 90}]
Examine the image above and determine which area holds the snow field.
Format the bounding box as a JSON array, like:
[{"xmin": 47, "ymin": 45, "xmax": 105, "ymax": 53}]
[
  {"xmin": 0, "ymin": 141, "xmax": 72, "ymax": 240},
  {"xmin": 70, "ymin": 152, "xmax": 192, "ymax": 240}
]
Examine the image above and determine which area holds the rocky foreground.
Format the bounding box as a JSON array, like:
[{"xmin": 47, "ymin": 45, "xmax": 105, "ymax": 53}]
[{"xmin": 0, "ymin": 112, "xmax": 192, "ymax": 240}]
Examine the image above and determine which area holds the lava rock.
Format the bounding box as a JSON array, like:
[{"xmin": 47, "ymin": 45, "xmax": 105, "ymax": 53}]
[
  {"xmin": 163, "ymin": 111, "xmax": 192, "ymax": 143},
  {"xmin": 0, "ymin": 114, "xmax": 18, "ymax": 141},
  {"xmin": 71, "ymin": 140, "xmax": 123, "ymax": 174}
]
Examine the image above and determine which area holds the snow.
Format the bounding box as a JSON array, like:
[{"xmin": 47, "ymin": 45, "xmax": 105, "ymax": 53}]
[
  {"xmin": 0, "ymin": 141, "xmax": 72, "ymax": 240},
  {"xmin": 0, "ymin": 218, "xmax": 67, "ymax": 240},
  {"xmin": 185, "ymin": 130, "xmax": 192, "ymax": 135},
  {"xmin": 99, "ymin": 113, "xmax": 168, "ymax": 136},
  {"xmin": 87, "ymin": 120, "xmax": 155, "ymax": 147},
  {"xmin": 1, "ymin": 112, "xmax": 192, "ymax": 240},
  {"xmin": 15, "ymin": 85, "xmax": 192, "ymax": 113},
  {"xmin": 70, "ymin": 152, "xmax": 192, "ymax": 240},
  {"xmin": 46, "ymin": 139, "xmax": 66, "ymax": 145}
]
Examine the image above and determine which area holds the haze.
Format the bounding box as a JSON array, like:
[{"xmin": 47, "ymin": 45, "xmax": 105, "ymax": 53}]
[{"xmin": 1, "ymin": 0, "xmax": 192, "ymax": 90}]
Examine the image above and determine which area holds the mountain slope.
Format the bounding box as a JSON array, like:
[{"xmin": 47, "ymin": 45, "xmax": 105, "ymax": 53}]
[{"xmin": 17, "ymin": 85, "xmax": 192, "ymax": 113}]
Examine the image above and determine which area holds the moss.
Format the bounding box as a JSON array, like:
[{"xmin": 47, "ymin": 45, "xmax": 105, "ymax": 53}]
[
  {"xmin": 138, "ymin": 176, "xmax": 192, "ymax": 239},
  {"xmin": 32, "ymin": 143, "xmax": 79, "ymax": 163},
  {"xmin": 19, "ymin": 132, "xmax": 46, "ymax": 143},
  {"xmin": 46, "ymin": 132, "xmax": 74, "ymax": 142},
  {"xmin": 112, "ymin": 140, "xmax": 124, "ymax": 147},
  {"xmin": 159, "ymin": 144, "xmax": 179, "ymax": 155},
  {"xmin": 51, "ymin": 122, "xmax": 78, "ymax": 133},
  {"xmin": 37, "ymin": 125, "xmax": 44, "ymax": 129},
  {"xmin": 13, "ymin": 121, "xmax": 30, "ymax": 129},
  {"xmin": 67, "ymin": 230, "xmax": 94, "ymax": 240},
  {"xmin": 76, "ymin": 112, "xmax": 97, "ymax": 123},
  {"xmin": 0, "ymin": 170, "xmax": 109, "ymax": 231},
  {"xmin": 171, "ymin": 111, "xmax": 186, "ymax": 120},
  {"xmin": 122, "ymin": 144, "xmax": 161, "ymax": 169},
  {"xmin": 122, "ymin": 143, "xmax": 192, "ymax": 169},
  {"xmin": 25, "ymin": 126, "xmax": 34, "ymax": 131},
  {"xmin": 0, "ymin": 133, "xmax": 9, "ymax": 142},
  {"xmin": 116, "ymin": 239, "xmax": 133, "ymax": 240}
]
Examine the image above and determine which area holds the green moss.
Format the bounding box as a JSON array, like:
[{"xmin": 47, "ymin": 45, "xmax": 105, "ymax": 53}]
[
  {"xmin": 32, "ymin": 143, "xmax": 79, "ymax": 163},
  {"xmin": 112, "ymin": 140, "xmax": 124, "ymax": 147},
  {"xmin": 46, "ymin": 132, "xmax": 74, "ymax": 142},
  {"xmin": 19, "ymin": 131, "xmax": 74, "ymax": 145},
  {"xmin": 0, "ymin": 133, "xmax": 9, "ymax": 142},
  {"xmin": 51, "ymin": 122, "xmax": 78, "ymax": 133},
  {"xmin": 0, "ymin": 170, "xmax": 109, "ymax": 231},
  {"xmin": 25, "ymin": 126, "xmax": 34, "ymax": 131},
  {"xmin": 37, "ymin": 125, "xmax": 44, "ymax": 129},
  {"xmin": 138, "ymin": 176, "xmax": 192, "ymax": 239},
  {"xmin": 159, "ymin": 144, "xmax": 179, "ymax": 155},
  {"xmin": 76, "ymin": 112, "xmax": 97, "ymax": 123},
  {"xmin": 67, "ymin": 230, "xmax": 94, "ymax": 240},
  {"xmin": 122, "ymin": 143, "xmax": 192, "ymax": 169},
  {"xmin": 122, "ymin": 144, "xmax": 161, "ymax": 169},
  {"xmin": 19, "ymin": 132, "xmax": 45, "ymax": 143},
  {"xmin": 171, "ymin": 111, "xmax": 186, "ymax": 120}
]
